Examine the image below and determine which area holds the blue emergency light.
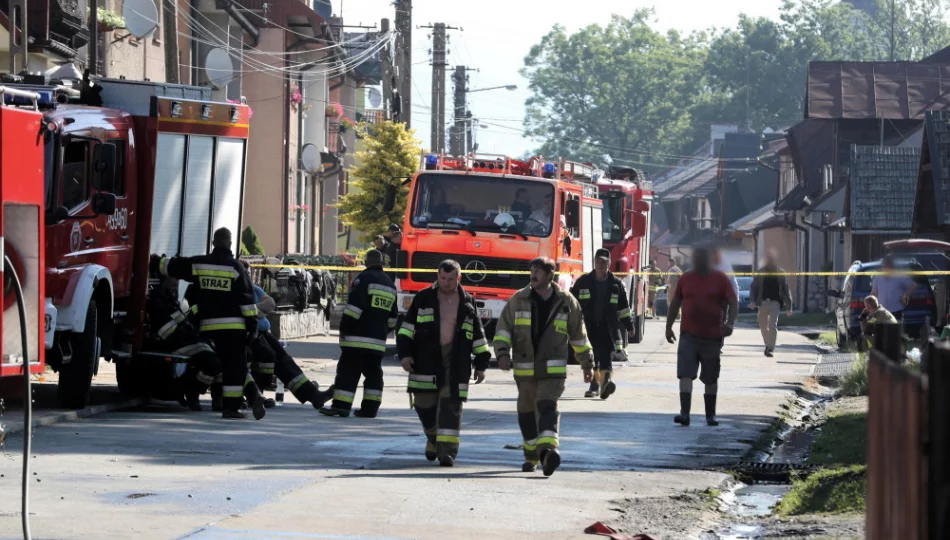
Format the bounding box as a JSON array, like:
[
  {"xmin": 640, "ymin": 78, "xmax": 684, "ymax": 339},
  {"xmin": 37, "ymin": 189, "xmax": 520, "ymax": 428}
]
[
  {"xmin": 425, "ymin": 154, "xmax": 439, "ymax": 165},
  {"xmin": 2, "ymin": 90, "xmax": 53, "ymax": 107},
  {"xmin": 542, "ymin": 162, "xmax": 557, "ymax": 178}
]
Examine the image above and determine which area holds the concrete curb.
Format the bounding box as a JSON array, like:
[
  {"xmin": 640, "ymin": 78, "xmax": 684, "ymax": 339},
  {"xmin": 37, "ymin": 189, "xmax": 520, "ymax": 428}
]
[{"xmin": 3, "ymin": 397, "xmax": 146, "ymax": 436}]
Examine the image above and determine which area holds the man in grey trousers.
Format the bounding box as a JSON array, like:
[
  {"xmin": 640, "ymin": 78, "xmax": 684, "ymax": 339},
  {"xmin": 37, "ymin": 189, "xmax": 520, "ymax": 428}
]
[{"xmin": 750, "ymin": 249, "xmax": 792, "ymax": 357}]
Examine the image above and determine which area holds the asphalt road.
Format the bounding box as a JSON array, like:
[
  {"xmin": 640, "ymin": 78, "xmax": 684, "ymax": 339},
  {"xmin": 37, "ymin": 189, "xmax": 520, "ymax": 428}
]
[{"xmin": 0, "ymin": 322, "xmax": 818, "ymax": 540}]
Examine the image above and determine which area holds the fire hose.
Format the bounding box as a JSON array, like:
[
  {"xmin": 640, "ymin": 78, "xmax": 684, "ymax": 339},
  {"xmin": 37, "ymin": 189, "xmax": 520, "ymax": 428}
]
[{"xmin": 5, "ymin": 254, "xmax": 33, "ymax": 540}]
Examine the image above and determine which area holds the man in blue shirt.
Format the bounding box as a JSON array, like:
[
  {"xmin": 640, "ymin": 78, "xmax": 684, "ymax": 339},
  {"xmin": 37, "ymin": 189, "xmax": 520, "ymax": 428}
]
[
  {"xmin": 871, "ymin": 255, "xmax": 917, "ymax": 321},
  {"xmin": 245, "ymin": 277, "xmax": 334, "ymax": 410}
]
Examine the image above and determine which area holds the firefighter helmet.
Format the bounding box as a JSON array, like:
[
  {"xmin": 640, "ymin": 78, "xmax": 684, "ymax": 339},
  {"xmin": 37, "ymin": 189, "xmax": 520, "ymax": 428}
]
[{"xmin": 494, "ymin": 212, "xmax": 516, "ymax": 231}]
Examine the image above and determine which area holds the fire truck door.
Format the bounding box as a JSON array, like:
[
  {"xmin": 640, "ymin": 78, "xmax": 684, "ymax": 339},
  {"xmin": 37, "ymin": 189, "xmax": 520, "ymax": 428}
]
[
  {"xmin": 105, "ymin": 139, "xmax": 132, "ymax": 297},
  {"xmin": 49, "ymin": 139, "xmax": 96, "ymax": 271}
]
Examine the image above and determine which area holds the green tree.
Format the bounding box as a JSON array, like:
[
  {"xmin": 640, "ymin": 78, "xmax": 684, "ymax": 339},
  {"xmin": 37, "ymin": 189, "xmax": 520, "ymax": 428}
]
[
  {"xmin": 241, "ymin": 225, "xmax": 265, "ymax": 255},
  {"xmin": 521, "ymin": 10, "xmax": 709, "ymax": 169},
  {"xmin": 522, "ymin": 0, "xmax": 950, "ymax": 164},
  {"xmin": 337, "ymin": 121, "xmax": 422, "ymax": 243}
]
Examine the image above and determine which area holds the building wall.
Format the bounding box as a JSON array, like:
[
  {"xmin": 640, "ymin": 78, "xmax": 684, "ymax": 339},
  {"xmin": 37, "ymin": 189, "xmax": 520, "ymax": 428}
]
[
  {"xmin": 103, "ymin": 0, "xmax": 166, "ymax": 81},
  {"xmin": 242, "ymin": 28, "xmax": 287, "ymax": 255}
]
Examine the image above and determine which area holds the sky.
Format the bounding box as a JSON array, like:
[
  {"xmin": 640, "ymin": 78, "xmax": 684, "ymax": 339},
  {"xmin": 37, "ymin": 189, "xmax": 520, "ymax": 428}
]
[{"xmin": 327, "ymin": 0, "xmax": 786, "ymax": 156}]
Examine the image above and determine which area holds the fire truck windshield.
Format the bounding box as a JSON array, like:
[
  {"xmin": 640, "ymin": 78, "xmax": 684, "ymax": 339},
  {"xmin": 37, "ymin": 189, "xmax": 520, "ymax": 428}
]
[
  {"xmin": 602, "ymin": 193, "xmax": 625, "ymax": 243},
  {"xmin": 410, "ymin": 173, "xmax": 556, "ymax": 237}
]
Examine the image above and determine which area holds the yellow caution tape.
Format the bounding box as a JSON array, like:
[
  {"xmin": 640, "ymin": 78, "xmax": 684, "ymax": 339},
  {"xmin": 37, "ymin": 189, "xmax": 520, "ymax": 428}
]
[{"xmin": 248, "ymin": 263, "xmax": 950, "ymax": 278}]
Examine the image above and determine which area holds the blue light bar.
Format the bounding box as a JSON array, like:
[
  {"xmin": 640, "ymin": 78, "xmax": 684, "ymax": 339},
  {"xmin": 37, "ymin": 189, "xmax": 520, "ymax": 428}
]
[
  {"xmin": 542, "ymin": 163, "xmax": 557, "ymax": 175},
  {"xmin": 3, "ymin": 90, "xmax": 53, "ymax": 106},
  {"xmin": 425, "ymin": 154, "xmax": 439, "ymax": 166}
]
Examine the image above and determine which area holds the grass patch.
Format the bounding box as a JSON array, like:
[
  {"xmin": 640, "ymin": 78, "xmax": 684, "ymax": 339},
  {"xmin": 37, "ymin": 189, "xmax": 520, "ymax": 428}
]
[
  {"xmin": 839, "ymin": 354, "xmax": 869, "ymax": 397},
  {"xmin": 808, "ymin": 410, "xmax": 867, "ymax": 467},
  {"xmin": 777, "ymin": 465, "xmax": 866, "ymax": 515},
  {"xmin": 816, "ymin": 331, "xmax": 837, "ymax": 347}
]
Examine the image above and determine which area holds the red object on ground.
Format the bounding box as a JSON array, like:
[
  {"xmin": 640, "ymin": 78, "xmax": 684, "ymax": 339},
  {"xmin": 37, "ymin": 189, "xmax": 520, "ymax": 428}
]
[{"xmin": 584, "ymin": 521, "xmax": 657, "ymax": 540}]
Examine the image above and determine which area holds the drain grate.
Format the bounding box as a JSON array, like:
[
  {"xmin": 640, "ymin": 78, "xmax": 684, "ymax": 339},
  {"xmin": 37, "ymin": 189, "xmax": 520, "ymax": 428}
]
[
  {"xmin": 732, "ymin": 461, "xmax": 819, "ymax": 483},
  {"xmin": 811, "ymin": 352, "xmax": 860, "ymax": 379}
]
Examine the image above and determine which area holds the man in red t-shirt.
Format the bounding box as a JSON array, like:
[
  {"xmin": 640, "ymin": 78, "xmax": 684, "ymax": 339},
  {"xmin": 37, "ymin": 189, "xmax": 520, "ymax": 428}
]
[{"xmin": 665, "ymin": 247, "xmax": 737, "ymax": 427}]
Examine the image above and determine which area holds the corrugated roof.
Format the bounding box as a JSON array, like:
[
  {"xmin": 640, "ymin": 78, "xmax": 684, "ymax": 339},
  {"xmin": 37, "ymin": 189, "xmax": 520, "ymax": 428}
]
[
  {"xmin": 806, "ymin": 61, "xmax": 950, "ymax": 120},
  {"xmin": 659, "ymin": 164, "xmax": 718, "ymax": 199},
  {"xmin": 849, "ymin": 146, "xmax": 920, "ymax": 230}
]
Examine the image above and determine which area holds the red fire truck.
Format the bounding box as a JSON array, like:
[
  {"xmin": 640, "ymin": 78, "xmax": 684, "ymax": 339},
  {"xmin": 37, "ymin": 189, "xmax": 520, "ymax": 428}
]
[
  {"xmin": 1, "ymin": 75, "xmax": 250, "ymax": 408},
  {"xmin": 1, "ymin": 88, "xmax": 47, "ymax": 393},
  {"xmin": 597, "ymin": 166, "xmax": 654, "ymax": 343},
  {"xmin": 391, "ymin": 154, "xmax": 604, "ymax": 337}
]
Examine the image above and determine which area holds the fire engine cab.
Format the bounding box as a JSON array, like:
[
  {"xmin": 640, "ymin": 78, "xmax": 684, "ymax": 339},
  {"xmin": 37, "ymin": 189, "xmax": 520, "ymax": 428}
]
[
  {"xmin": 597, "ymin": 166, "xmax": 654, "ymax": 343},
  {"xmin": 393, "ymin": 154, "xmax": 604, "ymax": 337},
  {"xmin": 0, "ymin": 73, "xmax": 250, "ymax": 408}
]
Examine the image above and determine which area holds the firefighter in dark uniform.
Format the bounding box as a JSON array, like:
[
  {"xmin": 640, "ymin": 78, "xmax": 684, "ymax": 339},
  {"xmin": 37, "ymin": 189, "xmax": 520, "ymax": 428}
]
[
  {"xmin": 146, "ymin": 275, "xmax": 222, "ymax": 411},
  {"xmin": 570, "ymin": 248, "xmax": 634, "ymax": 400},
  {"xmin": 397, "ymin": 260, "xmax": 491, "ymax": 466},
  {"xmin": 152, "ymin": 228, "xmax": 266, "ymax": 420},
  {"xmin": 320, "ymin": 250, "xmax": 398, "ymax": 418}
]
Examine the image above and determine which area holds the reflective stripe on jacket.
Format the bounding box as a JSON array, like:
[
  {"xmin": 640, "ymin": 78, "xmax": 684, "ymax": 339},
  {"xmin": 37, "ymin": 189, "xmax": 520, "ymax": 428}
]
[
  {"xmin": 397, "ymin": 283, "xmax": 491, "ymax": 401},
  {"xmin": 493, "ymin": 284, "xmax": 592, "ymax": 379},
  {"xmin": 571, "ymin": 271, "xmax": 633, "ymax": 350},
  {"xmin": 339, "ymin": 266, "xmax": 398, "ymax": 356}
]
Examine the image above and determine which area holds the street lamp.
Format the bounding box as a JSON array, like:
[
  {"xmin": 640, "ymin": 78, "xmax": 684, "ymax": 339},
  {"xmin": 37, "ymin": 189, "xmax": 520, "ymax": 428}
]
[{"xmin": 468, "ymin": 84, "xmax": 518, "ymax": 94}]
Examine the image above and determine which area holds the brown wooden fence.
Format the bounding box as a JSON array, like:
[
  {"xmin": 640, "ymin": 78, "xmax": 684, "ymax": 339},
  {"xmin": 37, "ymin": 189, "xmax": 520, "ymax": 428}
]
[{"xmin": 867, "ymin": 325, "xmax": 950, "ymax": 539}]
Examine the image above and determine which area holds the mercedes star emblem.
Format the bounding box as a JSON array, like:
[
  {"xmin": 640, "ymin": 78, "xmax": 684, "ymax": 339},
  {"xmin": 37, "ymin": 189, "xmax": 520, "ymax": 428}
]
[{"xmin": 464, "ymin": 260, "xmax": 488, "ymax": 283}]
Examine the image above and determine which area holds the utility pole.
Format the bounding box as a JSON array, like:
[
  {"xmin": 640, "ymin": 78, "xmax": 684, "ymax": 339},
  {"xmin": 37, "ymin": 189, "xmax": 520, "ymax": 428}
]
[
  {"xmin": 381, "ymin": 18, "xmax": 394, "ymax": 121},
  {"xmin": 163, "ymin": 0, "xmax": 180, "ymax": 83},
  {"xmin": 450, "ymin": 65, "xmax": 467, "ymax": 156},
  {"xmin": 429, "ymin": 23, "xmax": 447, "ymax": 152},
  {"xmin": 422, "ymin": 22, "xmax": 458, "ymax": 153},
  {"xmin": 465, "ymin": 110, "xmax": 475, "ymax": 154},
  {"xmin": 394, "ymin": 0, "xmax": 412, "ymax": 128}
]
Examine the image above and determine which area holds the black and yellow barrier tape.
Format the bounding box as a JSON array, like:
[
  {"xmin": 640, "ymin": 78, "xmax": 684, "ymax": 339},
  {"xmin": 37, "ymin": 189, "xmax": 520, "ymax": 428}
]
[{"xmin": 248, "ymin": 263, "xmax": 950, "ymax": 278}]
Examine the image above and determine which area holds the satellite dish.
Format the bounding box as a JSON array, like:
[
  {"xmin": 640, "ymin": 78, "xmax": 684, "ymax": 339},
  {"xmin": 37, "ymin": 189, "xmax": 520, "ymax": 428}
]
[
  {"xmin": 300, "ymin": 144, "xmax": 321, "ymax": 173},
  {"xmin": 367, "ymin": 87, "xmax": 383, "ymax": 109},
  {"xmin": 204, "ymin": 48, "xmax": 234, "ymax": 89},
  {"xmin": 122, "ymin": 0, "xmax": 159, "ymax": 39}
]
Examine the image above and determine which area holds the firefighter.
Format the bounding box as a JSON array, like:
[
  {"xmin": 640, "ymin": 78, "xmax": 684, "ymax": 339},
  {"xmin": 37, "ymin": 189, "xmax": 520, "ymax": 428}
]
[
  {"xmin": 494, "ymin": 257, "xmax": 593, "ymax": 476},
  {"xmin": 146, "ymin": 275, "xmax": 222, "ymax": 411},
  {"xmin": 246, "ymin": 278, "xmax": 335, "ymax": 410},
  {"xmin": 397, "ymin": 260, "xmax": 491, "ymax": 467},
  {"xmin": 570, "ymin": 248, "xmax": 634, "ymax": 399},
  {"xmin": 320, "ymin": 249, "xmax": 398, "ymax": 418},
  {"xmin": 151, "ymin": 228, "xmax": 266, "ymax": 420}
]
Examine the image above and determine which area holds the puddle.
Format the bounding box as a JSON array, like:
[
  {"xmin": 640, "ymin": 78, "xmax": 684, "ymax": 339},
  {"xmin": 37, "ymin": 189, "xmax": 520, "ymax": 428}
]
[{"xmin": 708, "ymin": 388, "xmax": 831, "ymax": 539}]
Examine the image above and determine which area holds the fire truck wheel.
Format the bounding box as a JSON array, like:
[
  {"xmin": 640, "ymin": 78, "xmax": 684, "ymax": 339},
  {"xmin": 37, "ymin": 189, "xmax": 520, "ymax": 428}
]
[
  {"xmin": 58, "ymin": 299, "xmax": 99, "ymax": 409},
  {"xmin": 630, "ymin": 315, "xmax": 645, "ymax": 344},
  {"xmin": 116, "ymin": 359, "xmax": 148, "ymax": 398}
]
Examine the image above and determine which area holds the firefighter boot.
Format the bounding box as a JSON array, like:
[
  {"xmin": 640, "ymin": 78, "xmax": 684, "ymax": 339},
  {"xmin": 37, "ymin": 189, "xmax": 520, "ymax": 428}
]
[
  {"xmin": 222, "ymin": 409, "xmax": 248, "ymax": 420},
  {"xmin": 318, "ymin": 407, "xmax": 351, "ymax": 418},
  {"xmin": 522, "ymin": 461, "xmax": 538, "ymax": 473},
  {"xmin": 425, "ymin": 441, "xmax": 437, "ymax": 462},
  {"xmin": 705, "ymin": 394, "xmax": 719, "ymax": 426},
  {"xmin": 584, "ymin": 380, "xmax": 599, "ymax": 398},
  {"xmin": 541, "ymin": 449, "xmax": 561, "ymax": 477},
  {"xmin": 439, "ymin": 455, "xmax": 455, "ymax": 467},
  {"xmin": 310, "ymin": 385, "xmax": 334, "ymax": 411},
  {"xmin": 600, "ymin": 372, "xmax": 617, "ymax": 401},
  {"xmin": 674, "ymin": 392, "xmax": 691, "ymax": 426}
]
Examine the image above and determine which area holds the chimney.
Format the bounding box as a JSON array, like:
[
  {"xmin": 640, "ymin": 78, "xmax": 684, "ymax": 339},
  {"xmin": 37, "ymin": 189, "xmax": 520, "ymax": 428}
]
[{"xmin": 710, "ymin": 124, "xmax": 739, "ymax": 157}]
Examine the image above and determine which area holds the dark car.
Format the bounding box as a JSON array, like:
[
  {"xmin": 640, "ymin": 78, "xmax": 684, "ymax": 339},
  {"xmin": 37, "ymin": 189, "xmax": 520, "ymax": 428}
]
[
  {"xmin": 826, "ymin": 259, "xmax": 937, "ymax": 349},
  {"xmin": 654, "ymin": 285, "xmax": 668, "ymax": 317}
]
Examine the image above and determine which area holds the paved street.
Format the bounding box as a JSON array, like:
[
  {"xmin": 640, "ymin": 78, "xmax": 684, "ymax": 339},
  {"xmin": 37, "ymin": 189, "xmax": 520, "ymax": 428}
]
[{"xmin": 0, "ymin": 322, "xmax": 817, "ymax": 540}]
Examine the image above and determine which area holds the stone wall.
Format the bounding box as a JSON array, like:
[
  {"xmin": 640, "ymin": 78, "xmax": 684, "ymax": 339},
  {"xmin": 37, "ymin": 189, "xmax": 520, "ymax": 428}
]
[
  {"xmin": 269, "ymin": 309, "xmax": 330, "ymax": 340},
  {"xmin": 806, "ymin": 275, "xmax": 829, "ymax": 312}
]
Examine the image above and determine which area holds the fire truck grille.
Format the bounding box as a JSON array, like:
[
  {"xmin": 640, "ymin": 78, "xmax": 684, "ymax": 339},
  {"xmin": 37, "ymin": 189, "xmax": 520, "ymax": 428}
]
[{"xmin": 410, "ymin": 252, "xmax": 532, "ymax": 290}]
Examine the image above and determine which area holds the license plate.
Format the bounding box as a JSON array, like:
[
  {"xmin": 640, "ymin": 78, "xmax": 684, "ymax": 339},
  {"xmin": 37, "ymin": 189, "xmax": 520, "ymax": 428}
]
[{"xmin": 478, "ymin": 309, "xmax": 491, "ymax": 319}]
